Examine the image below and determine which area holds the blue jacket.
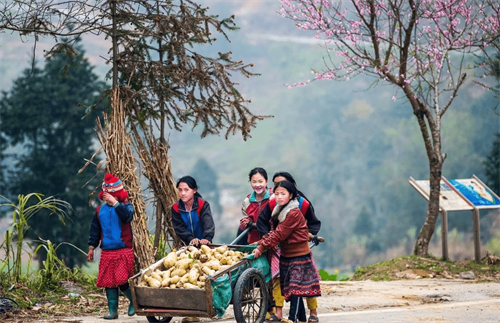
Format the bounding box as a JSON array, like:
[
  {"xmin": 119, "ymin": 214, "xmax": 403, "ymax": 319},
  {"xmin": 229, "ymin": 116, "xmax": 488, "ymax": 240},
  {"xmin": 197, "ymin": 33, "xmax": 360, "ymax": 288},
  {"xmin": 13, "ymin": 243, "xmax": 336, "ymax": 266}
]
[{"xmin": 88, "ymin": 202, "xmax": 134, "ymax": 250}]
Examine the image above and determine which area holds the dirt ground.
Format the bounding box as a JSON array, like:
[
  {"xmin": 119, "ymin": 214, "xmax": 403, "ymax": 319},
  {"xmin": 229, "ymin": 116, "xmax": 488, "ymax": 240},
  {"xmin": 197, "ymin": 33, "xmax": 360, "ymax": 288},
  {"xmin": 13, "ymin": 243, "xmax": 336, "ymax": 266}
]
[
  {"xmin": 316, "ymin": 279, "xmax": 500, "ymax": 311},
  {"xmin": 3, "ymin": 279, "xmax": 500, "ymax": 323}
]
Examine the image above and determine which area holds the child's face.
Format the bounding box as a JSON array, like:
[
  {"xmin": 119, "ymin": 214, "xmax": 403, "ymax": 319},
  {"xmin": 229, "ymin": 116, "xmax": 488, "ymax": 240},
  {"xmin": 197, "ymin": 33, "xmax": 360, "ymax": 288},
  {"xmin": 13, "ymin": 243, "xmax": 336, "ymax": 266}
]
[
  {"xmin": 273, "ymin": 176, "xmax": 287, "ymax": 186},
  {"xmin": 178, "ymin": 182, "xmax": 196, "ymax": 204},
  {"xmin": 250, "ymin": 172, "xmax": 267, "ymax": 195},
  {"xmin": 274, "ymin": 186, "xmax": 292, "ymax": 206}
]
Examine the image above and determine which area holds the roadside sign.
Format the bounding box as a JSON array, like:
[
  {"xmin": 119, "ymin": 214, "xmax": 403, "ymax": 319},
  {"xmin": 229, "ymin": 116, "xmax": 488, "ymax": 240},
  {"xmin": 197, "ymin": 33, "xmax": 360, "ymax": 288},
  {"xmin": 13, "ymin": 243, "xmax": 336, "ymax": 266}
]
[
  {"xmin": 447, "ymin": 179, "xmax": 500, "ymax": 209},
  {"xmin": 409, "ymin": 179, "xmax": 473, "ymax": 211},
  {"xmin": 409, "ymin": 175, "xmax": 500, "ymax": 262}
]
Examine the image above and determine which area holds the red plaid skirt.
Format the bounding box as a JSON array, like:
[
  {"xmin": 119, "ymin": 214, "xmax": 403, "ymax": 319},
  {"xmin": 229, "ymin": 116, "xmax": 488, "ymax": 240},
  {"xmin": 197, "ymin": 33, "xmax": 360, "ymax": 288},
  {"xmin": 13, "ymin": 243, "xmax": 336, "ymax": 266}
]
[
  {"xmin": 97, "ymin": 248, "xmax": 135, "ymax": 288},
  {"xmin": 280, "ymin": 253, "xmax": 321, "ymax": 301}
]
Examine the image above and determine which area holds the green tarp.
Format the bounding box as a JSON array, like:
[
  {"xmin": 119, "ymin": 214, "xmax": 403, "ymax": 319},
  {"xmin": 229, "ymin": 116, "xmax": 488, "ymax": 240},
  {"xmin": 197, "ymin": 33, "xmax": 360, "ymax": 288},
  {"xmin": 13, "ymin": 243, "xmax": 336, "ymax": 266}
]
[{"xmin": 211, "ymin": 246, "xmax": 271, "ymax": 318}]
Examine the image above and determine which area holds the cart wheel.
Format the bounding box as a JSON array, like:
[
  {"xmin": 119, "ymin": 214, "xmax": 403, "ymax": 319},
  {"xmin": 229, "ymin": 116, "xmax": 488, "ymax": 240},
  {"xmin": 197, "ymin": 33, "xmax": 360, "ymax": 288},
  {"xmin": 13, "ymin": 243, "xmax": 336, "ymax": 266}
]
[
  {"xmin": 233, "ymin": 268, "xmax": 268, "ymax": 323},
  {"xmin": 146, "ymin": 316, "xmax": 173, "ymax": 323}
]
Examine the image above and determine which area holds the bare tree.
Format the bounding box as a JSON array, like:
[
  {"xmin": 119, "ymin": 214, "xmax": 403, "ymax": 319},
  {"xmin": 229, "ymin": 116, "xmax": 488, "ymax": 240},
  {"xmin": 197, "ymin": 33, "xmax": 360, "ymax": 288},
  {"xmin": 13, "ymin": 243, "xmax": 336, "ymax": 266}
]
[
  {"xmin": 2, "ymin": 0, "xmax": 265, "ymax": 267},
  {"xmin": 278, "ymin": 0, "xmax": 500, "ymax": 256}
]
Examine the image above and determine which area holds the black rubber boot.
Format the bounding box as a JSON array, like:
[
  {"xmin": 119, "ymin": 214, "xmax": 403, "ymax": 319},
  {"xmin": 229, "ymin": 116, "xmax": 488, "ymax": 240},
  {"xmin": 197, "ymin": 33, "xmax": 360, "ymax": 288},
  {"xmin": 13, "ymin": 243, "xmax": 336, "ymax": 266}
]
[
  {"xmin": 104, "ymin": 288, "xmax": 119, "ymax": 319},
  {"xmin": 121, "ymin": 287, "xmax": 136, "ymax": 316}
]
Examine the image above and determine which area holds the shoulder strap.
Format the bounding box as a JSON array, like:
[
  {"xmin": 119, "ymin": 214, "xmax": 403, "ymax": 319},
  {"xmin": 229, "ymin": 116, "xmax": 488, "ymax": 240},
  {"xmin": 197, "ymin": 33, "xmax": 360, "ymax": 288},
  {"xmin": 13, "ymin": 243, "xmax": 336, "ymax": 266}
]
[
  {"xmin": 298, "ymin": 197, "xmax": 310, "ymax": 215},
  {"xmin": 268, "ymin": 198, "xmax": 277, "ymax": 211},
  {"xmin": 173, "ymin": 199, "xmax": 205, "ymax": 216},
  {"xmin": 96, "ymin": 205, "xmax": 102, "ymax": 219},
  {"xmin": 173, "ymin": 202, "xmax": 180, "ymax": 213},
  {"xmin": 95, "ymin": 204, "xmax": 102, "ymax": 219},
  {"xmin": 197, "ymin": 198, "xmax": 205, "ymax": 217}
]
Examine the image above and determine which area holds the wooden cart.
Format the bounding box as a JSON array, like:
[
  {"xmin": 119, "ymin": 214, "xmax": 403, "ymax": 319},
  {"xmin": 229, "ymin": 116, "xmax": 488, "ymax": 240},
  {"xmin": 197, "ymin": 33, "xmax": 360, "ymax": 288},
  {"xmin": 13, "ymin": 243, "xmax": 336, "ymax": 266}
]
[{"xmin": 129, "ymin": 245, "xmax": 269, "ymax": 323}]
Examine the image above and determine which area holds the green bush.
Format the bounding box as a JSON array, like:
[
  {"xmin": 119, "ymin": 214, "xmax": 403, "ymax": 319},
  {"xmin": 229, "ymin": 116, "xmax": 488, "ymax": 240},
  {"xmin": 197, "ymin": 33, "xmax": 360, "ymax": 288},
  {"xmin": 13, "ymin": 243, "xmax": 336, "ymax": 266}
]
[
  {"xmin": 319, "ymin": 269, "xmax": 338, "ymax": 281},
  {"xmin": 487, "ymin": 233, "xmax": 500, "ymax": 256}
]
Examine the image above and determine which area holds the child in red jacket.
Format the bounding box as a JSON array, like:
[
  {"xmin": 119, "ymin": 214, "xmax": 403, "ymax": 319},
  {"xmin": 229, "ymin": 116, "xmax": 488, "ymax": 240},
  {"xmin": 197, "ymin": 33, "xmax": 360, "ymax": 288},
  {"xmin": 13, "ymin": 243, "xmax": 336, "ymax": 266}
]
[
  {"xmin": 239, "ymin": 167, "xmax": 273, "ymax": 244},
  {"xmin": 253, "ymin": 180, "xmax": 321, "ymax": 323}
]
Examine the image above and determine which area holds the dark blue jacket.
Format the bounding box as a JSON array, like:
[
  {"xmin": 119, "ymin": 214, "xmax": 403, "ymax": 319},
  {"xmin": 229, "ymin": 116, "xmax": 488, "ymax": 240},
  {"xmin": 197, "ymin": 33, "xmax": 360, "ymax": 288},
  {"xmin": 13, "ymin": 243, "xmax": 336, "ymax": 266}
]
[{"xmin": 171, "ymin": 197, "xmax": 215, "ymax": 245}]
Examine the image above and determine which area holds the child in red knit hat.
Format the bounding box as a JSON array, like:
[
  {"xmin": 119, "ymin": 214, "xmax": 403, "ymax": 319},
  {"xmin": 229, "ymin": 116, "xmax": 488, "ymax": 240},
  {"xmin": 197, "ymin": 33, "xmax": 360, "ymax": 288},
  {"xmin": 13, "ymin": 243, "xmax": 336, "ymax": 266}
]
[{"xmin": 87, "ymin": 173, "xmax": 135, "ymax": 319}]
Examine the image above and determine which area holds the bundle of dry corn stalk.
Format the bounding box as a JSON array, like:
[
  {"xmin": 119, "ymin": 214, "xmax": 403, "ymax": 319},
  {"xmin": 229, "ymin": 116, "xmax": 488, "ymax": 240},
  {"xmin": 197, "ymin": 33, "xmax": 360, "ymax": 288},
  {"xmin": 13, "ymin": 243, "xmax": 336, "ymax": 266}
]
[
  {"xmin": 128, "ymin": 118, "xmax": 183, "ymax": 251},
  {"xmin": 83, "ymin": 89, "xmax": 156, "ymax": 270}
]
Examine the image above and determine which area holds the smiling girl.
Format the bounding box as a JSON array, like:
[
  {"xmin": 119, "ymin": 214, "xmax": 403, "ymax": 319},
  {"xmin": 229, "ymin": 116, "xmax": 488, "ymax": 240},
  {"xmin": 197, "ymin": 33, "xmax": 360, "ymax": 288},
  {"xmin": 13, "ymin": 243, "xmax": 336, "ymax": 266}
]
[
  {"xmin": 238, "ymin": 167, "xmax": 273, "ymax": 245},
  {"xmin": 253, "ymin": 180, "xmax": 321, "ymax": 323}
]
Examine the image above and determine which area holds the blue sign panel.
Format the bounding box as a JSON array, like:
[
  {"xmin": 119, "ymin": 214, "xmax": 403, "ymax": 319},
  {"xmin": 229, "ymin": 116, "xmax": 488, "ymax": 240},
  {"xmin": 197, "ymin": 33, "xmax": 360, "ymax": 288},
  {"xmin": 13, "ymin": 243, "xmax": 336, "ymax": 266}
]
[{"xmin": 448, "ymin": 179, "xmax": 500, "ymax": 208}]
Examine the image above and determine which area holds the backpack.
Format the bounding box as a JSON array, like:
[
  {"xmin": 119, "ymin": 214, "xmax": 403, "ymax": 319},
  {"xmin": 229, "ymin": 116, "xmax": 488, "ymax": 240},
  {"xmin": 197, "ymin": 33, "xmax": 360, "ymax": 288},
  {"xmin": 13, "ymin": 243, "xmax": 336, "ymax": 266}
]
[{"xmin": 172, "ymin": 198, "xmax": 205, "ymax": 216}]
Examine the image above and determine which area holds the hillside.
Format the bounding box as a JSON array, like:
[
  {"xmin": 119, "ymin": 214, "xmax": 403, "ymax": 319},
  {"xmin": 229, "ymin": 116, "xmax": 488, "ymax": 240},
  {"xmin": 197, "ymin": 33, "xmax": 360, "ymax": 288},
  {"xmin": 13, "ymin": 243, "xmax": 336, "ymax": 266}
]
[{"xmin": 1, "ymin": 1, "xmax": 500, "ymax": 270}]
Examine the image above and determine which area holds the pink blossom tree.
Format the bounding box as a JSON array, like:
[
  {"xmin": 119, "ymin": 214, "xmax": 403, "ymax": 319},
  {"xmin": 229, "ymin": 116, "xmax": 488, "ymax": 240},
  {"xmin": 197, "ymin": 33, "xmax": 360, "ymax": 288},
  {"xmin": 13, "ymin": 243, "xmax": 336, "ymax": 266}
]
[{"xmin": 279, "ymin": 0, "xmax": 500, "ymax": 256}]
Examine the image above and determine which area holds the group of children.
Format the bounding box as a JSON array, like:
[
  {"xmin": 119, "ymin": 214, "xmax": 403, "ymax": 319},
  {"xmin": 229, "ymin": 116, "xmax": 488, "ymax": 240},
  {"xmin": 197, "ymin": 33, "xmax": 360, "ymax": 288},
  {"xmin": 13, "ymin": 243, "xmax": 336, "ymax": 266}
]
[
  {"xmin": 240, "ymin": 168, "xmax": 322, "ymax": 323},
  {"xmin": 87, "ymin": 169, "xmax": 322, "ymax": 323}
]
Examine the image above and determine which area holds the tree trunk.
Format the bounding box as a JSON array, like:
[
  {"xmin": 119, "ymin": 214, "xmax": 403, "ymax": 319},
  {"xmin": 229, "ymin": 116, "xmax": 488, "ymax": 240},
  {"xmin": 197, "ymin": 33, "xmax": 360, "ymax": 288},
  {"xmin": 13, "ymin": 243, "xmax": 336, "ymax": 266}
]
[
  {"xmin": 414, "ymin": 158, "xmax": 443, "ymax": 255},
  {"xmin": 110, "ymin": 0, "xmax": 118, "ymax": 89},
  {"xmin": 409, "ymin": 96, "xmax": 445, "ymax": 256}
]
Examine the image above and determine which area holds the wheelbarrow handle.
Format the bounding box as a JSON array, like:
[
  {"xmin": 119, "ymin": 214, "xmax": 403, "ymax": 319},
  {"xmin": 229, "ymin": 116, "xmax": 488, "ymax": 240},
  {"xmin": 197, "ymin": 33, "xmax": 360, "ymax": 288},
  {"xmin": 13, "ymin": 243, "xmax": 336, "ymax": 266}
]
[
  {"xmin": 309, "ymin": 235, "xmax": 324, "ymax": 249},
  {"xmin": 230, "ymin": 221, "xmax": 254, "ymax": 245}
]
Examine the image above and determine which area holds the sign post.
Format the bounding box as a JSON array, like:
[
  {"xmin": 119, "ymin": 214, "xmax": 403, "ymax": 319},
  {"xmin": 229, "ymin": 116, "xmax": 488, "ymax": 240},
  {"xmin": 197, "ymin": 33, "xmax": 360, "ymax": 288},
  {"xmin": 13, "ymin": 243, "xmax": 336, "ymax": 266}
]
[
  {"xmin": 441, "ymin": 209, "xmax": 448, "ymax": 260},
  {"xmin": 409, "ymin": 175, "xmax": 500, "ymax": 262}
]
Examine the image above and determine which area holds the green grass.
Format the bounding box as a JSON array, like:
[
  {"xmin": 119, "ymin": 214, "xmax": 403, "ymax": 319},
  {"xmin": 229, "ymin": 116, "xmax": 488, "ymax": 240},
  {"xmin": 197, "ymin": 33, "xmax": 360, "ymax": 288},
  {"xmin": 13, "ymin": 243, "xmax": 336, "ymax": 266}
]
[
  {"xmin": 351, "ymin": 254, "xmax": 500, "ymax": 281},
  {"xmin": 1, "ymin": 262, "xmax": 37, "ymax": 274},
  {"xmin": 0, "ymin": 265, "xmax": 100, "ymax": 310}
]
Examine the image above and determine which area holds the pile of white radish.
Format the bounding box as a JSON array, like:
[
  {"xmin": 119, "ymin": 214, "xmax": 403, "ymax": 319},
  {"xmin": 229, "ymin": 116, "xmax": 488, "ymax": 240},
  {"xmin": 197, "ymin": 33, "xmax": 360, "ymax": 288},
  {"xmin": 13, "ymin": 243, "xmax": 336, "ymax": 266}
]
[{"xmin": 137, "ymin": 245, "xmax": 249, "ymax": 289}]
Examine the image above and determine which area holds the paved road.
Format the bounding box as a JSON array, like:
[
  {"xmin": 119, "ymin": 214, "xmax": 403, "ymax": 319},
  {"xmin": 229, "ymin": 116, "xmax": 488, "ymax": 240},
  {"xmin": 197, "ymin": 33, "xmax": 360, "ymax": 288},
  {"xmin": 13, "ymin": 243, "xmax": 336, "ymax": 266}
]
[
  {"xmin": 54, "ymin": 279, "xmax": 500, "ymax": 323},
  {"xmin": 311, "ymin": 299, "xmax": 500, "ymax": 322}
]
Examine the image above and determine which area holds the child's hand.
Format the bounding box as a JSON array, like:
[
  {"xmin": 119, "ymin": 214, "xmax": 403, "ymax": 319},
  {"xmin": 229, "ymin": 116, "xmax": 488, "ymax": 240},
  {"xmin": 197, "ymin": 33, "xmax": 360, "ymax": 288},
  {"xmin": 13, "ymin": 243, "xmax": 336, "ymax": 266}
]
[
  {"xmin": 102, "ymin": 192, "xmax": 118, "ymax": 206},
  {"xmin": 252, "ymin": 247, "xmax": 262, "ymax": 259},
  {"xmin": 190, "ymin": 238, "xmax": 201, "ymax": 246},
  {"xmin": 87, "ymin": 248, "xmax": 94, "ymax": 262},
  {"xmin": 240, "ymin": 217, "xmax": 251, "ymax": 228}
]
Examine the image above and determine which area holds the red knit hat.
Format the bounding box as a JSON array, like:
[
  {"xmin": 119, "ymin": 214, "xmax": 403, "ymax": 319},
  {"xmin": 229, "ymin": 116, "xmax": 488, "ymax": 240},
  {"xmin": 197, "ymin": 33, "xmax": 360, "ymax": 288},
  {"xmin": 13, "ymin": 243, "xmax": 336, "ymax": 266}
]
[{"xmin": 98, "ymin": 173, "xmax": 129, "ymax": 202}]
